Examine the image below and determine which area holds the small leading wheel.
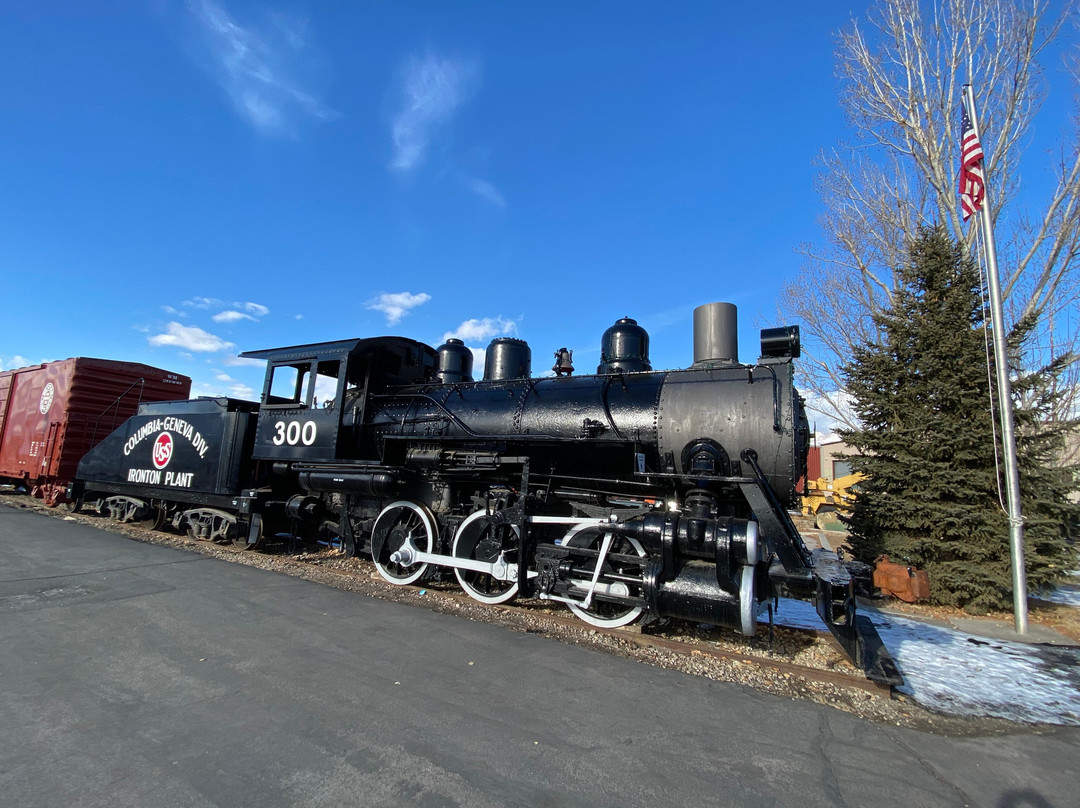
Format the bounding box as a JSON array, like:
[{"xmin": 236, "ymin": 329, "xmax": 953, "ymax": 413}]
[
  {"xmin": 371, "ymin": 501, "xmax": 436, "ymax": 585},
  {"xmin": 452, "ymin": 509, "xmax": 520, "ymax": 605},
  {"xmin": 563, "ymin": 526, "xmax": 647, "ymax": 629}
]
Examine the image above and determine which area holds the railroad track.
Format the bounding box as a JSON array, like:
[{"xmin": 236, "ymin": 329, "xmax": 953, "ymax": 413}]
[{"xmin": 450, "ymin": 588, "xmax": 893, "ymax": 696}]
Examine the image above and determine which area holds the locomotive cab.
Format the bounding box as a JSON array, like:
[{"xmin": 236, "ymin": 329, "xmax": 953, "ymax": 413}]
[{"xmin": 242, "ymin": 337, "xmax": 437, "ymax": 463}]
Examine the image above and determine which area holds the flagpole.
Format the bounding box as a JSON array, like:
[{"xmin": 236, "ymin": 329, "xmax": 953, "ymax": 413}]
[{"xmin": 963, "ymin": 85, "xmax": 1028, "ymax": 634}]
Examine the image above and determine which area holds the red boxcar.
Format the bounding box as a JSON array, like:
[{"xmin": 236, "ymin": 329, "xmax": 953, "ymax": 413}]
[{"xmin": 0, "ymin": 358, "xmax": 191, "ymax": 504}]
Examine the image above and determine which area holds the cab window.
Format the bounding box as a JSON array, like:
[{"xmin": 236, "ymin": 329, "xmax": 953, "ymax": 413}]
[
  {"xmin": 265, "ymin": 359, "xmax": 342, "ymax": 408},
  {"xmin": 267, "ymin": 363, "xmax": 308, "ymax": 406},
  {"xmin": 312, "ymin": 360, "xmax": 341, "ymax": 409}
]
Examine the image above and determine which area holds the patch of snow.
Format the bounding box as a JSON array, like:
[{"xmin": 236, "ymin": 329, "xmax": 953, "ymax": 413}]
[
  {"xmin": 1035, "ymin": 585, "xmax": 1080, "ymax": 608},
  {"xmin": 763, "ymin": 597, "xmax": 829, "ymax": 632},
  {"xmin": 762, "ymin": 598, "xmax": 1080, "ymax": 726}
]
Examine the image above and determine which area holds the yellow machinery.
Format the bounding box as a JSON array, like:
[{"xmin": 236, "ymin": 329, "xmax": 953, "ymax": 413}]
[{"xmin": 801, "ymin": 473, "xmax": 863, "ymax": 529}]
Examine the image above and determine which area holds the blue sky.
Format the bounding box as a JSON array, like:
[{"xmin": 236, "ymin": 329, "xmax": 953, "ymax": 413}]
[{"xmin": 1, "ymin": 1, "xmax": 1068, "ymax": 403}]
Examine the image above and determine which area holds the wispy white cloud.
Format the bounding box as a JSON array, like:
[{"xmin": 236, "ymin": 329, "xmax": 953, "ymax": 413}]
[
  {"xmin": 183, "ymin": 296, "xmax": 224, "ymax": 310},
  {"xmin": 241, "ymin": 301, "xmax": 270, "ymax": 317},
  {"xmin": 180, "ymin": 299, "xmax": 268, "ymax": 323},
  {"xmin": 149, "ymin": 322, "xmax": 236, "ymax": 353},
  {"xmin": 366, "ymin": 291, "xmax": 432, "ymax": 326},
  {"xmin": 223, "ymin": 355, "xmax": 266, "ymax": 368},
  {"xmin": 460, "ymin": 175, "xmax": 506, "ymax": 208},
  {"xmin": 443, "ymin": 317, "xmax": 517, "ymax": 343},
  {"xmin": 187, "ymin": 0, "xmax": 337, "ymax": 135},
  {"xmin": 213, "ymin": 310, "xmax": 254, "ymax": 323},
  {"xmin": 389, "ymin": 52, "xmax": 479, "ymax": 171},
  {"xmin": 192, "ymin": 379, "xmax": 257, "ymax": 400},
  {"xmin": 0, "ymin": 355, "xmax": 32, "ymax": 371}
]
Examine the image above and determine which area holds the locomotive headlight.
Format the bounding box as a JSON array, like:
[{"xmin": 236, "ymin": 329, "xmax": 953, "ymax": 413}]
[{"xmin": 760, "ymin": 325, "xmax": 801, "ymax": 359}]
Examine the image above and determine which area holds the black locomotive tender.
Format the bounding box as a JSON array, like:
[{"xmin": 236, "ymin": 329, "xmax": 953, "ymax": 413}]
[{"xmin": 71, "ymin": 303, "xmax": 898, "ymax": 684}]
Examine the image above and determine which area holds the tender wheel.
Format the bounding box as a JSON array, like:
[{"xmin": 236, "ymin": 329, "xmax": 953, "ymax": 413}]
[
  {"xmin": 563, "ymin": 526, "xmax": 647, "ymax": 629},
  {"xmin": 104, "ymin": 496, "xmax": 152, "ymax": 525},
  {"xmin": 452, "ymin": 509, "xmax": 520, "ymax": 605},
  {"xmin": 233, "ymin": 513, "xmax": 263, "ymax": 550},
  {"xmin": 372, "ymin": 501, "xmax": 435, "ymax": 585},
  {"xmin": 182, "ymin": 509, "xmax": 237, "ymax": 543},
  {"xmin": 136, "ymin": 504, "xmax": 166, "ymax": 531},
  {"xmin": 63, "ymin": 497, "xmax": 84, "ymax": 514}
]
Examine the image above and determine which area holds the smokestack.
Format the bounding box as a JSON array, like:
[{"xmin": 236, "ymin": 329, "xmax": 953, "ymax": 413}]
[{"xmin": 692, "ymin": 302, "xmax": 738, "ymax": 366}]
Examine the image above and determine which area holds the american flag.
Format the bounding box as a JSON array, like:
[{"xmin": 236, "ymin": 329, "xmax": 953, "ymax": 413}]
[{"xmin": 959, "ymin": 102, "xmax": 985, "ymax": 221}]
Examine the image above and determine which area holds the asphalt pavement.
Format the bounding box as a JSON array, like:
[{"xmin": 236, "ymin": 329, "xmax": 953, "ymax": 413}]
[{"xmin": 1, "ymin": 503, "xmax": 1077, "ymax": 808}]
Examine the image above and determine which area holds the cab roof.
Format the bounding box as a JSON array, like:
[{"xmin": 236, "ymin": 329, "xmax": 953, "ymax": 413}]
[{"xmin": 239, "ymin": 336, "xmax": 434, "ymax": 363}]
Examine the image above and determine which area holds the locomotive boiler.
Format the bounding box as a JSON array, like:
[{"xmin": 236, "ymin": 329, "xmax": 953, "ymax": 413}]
[{"xmin": 71, "ymin": 303, "xmax": 898, "ymax": 684}]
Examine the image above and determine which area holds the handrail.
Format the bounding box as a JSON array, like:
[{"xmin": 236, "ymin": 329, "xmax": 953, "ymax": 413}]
[
  {"xmin": 90, "ymin": 378, "xmax": 147, "ymax": 445},
  {"xmin": 369, "ymin": 391, "xmax": 480, "ymax": 437}
]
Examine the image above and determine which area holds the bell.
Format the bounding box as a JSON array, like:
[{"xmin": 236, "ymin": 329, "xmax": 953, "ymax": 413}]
[{"xmin": 552, "ymin": 348, "xmax": 574, "ymax": 376}]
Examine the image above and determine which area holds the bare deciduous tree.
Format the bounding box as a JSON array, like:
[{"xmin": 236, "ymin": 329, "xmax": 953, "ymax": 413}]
[{"xmin": 784, "ymin": 0, "xmax": 1080, "ymax": 432}]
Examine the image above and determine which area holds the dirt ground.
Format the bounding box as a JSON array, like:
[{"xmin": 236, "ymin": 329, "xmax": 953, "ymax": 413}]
[{"xmin": 3, "ymin": 490, "xmax": 1075, "ymax": 736}]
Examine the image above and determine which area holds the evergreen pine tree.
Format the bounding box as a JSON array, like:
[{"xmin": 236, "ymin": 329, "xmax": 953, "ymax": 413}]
[
  {"xmin": 840, "ymin": 226, "xmax": 1078, "ymax": 613},
  {"xmin": 1009, "ymin": 320, "xmax": 1080, "ymax": 595}
]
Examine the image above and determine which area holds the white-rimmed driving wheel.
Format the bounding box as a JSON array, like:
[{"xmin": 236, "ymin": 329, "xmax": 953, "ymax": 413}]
[
  {"xmin": 371, "ymin": 501, "xmax": 436, "ymax": 585},
  {"xmin": 563, "ymin": 525, "xmax": 647, "ymax": 628},
  {"xmin": 452, "ymin": 509, "xmax": 520, "ymax": 605}
]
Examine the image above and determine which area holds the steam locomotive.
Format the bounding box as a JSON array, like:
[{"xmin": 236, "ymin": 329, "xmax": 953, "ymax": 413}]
[{"xmin": 69, "ymin": 303, "xmax": 899, "ymax": 684}]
